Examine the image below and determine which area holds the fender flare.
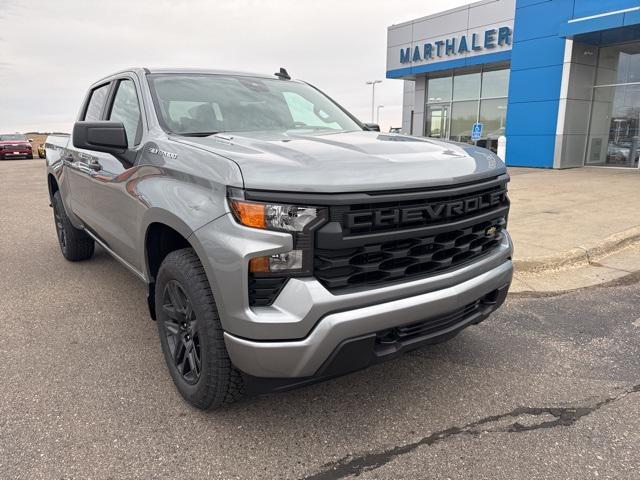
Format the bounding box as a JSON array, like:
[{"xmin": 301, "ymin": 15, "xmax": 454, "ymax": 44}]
[{"xmin": 139, "ymin": 207, "xmax": 197, "ymax": 281}]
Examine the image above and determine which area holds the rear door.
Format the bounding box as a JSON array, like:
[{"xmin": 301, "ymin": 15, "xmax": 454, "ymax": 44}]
[{"xmin": 65, "ymin": 82, "xmax": 113, "ymax": 223}]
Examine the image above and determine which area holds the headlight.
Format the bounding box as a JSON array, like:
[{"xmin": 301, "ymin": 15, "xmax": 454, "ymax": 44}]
[
  {"xmin": 227, "ymin": 188, "xmax": 318, "ymax": 232},
  {"xmin": 227, "ymin": 188, "xmax": 325, "ymax": 275}
]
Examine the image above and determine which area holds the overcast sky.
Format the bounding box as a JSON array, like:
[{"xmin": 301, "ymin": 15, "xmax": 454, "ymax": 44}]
[{"xmin": 0, "ymin": 0, "xmax": 473, "ymax": 133}]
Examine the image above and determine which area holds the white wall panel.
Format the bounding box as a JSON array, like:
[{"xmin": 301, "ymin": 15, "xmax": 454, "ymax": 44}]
[{"xmin": 468, "ymin": 0, "xmax": 516, "ymax": 29}]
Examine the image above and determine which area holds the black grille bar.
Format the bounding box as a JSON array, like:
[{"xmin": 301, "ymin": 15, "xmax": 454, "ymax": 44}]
[
  {"xmin": 248, "ymin": 275, "xmax": 288, "ymax": 307},
  {"xmin": 314, "ymin": 217, "xmax": 505, "ymax": 291},
  {"xmin": 244, "ymin": 173, "xmax": 509, "ymax": 206}
]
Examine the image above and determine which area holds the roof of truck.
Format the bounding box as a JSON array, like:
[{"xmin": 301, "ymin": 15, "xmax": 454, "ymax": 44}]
[
  {"xmin": 92, "ymin": 67, "xmax": 288, "ymax": 85},
  {"xmin": 146, "ymin": 67, "xmax": 278, "ymax": 78}
]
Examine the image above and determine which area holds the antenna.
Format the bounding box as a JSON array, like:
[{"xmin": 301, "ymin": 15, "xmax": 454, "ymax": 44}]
[{"xmin": 275, "ymin": 67, "xmax": 291, "ymax": 80}]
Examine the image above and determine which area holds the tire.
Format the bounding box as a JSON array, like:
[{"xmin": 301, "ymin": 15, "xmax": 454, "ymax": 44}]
[
  {"xmin": 27, "ymin": 154, "xmax": 34, "ymax": 159},
  {"xmin": 155, "ymin": 248, "xmax": 244, "ymax": 409},
  {"xmin": 52, "ymin": 191, "xmax": 95, "ymax": 261}
]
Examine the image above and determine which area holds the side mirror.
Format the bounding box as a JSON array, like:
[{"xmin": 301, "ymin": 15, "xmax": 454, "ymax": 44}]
[
  {"xmin": 73, "ymin": 121, "xmax": 128, "ymax": 154},
  {"xmin": 363, "ymin": 123, "xmax": 380, "ymax": 132}
]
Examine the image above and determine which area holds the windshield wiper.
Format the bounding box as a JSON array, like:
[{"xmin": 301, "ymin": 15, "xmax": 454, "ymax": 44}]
[{"xmin": 179, "ymin": 131, "xmax": 222, "ymax": 137}]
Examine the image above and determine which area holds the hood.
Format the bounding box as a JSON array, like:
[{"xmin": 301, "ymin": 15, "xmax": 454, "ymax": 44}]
[
  {"xmin": 0, "ymin": 140, "xmax": 30, "ymax": 145},
  {"xmin": 175, "ymin": 130, "xmax": 506, "ymax": 193}
]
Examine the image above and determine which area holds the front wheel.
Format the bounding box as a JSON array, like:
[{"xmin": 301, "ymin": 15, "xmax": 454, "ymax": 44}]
[
  {"xmin": 52, "ymin": 191, "xmax": 95, "ymax": 261},
  {"xmin": 156, "ymin": 248, "xmax": 244, "ymax": 409}
]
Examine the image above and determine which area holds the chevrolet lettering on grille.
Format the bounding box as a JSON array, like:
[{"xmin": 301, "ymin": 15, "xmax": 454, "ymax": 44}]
[{"xmin": 344, "ymin": 190, "xmax": 507, "ymax": 229}]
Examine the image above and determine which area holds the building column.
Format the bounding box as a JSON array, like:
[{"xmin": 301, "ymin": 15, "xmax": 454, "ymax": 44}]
[
  {"xmin": 412, "ymin": 77, "xmax": 426, "ymax": 136},
  {"xmin": 553, "ymin": 40, "xmax": 598, "ymax": 168}
]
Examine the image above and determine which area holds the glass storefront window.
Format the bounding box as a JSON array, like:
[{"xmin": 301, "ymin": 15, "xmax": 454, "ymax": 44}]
[
  {"xmin": 450, "ymin": 101, "xmax": 478, "ymax": 143},
  {"xmin": 423, "ymin": 65, "xmax": 508, "ymax": 149},
  {"xmin": 481, "ymin": 68, "xmax": 510, "ymax": 98},
  {"xmin": 587, "ymin": 83, "xmax": 640, "ymax": 168},
  {"xmin": 595, "ymin": 43, "xmax": 640, "ymax": 86},
  {"xmin": 585, "ymin": 42, "xmax": 640, "ymax": 168},
  {"xmin": 453, "ymin": 72, "xmax": 480, "ymax": 101},
  {"xmin": 479, "ymin": 98, "xmax": 507, "ymax": 139},
  {"xmin": 426, "ymin": 76, "xmax": 452, "ymax": 104}
]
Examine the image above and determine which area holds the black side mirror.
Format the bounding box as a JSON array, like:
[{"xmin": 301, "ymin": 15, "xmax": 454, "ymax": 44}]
[
  {"xmin": 363, "ymin": 123, "xmax": 380, "ymax": 132},
  {"xmin": 73, "ymin": 121, "xmax": 128, "ymax": 154}
]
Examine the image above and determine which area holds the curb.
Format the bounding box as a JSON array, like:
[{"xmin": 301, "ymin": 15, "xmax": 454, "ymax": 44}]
[{"xmin": 513, "ymin": 225, "xmax": 640, "ymax": 274}]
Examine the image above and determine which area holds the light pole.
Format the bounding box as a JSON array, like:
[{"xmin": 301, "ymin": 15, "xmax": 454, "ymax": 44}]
[
  {"xmin": 366, "ymin": 80, "xmax": 382, "ymax": 123},
  {"xmin": 376, "ymin": 105, "xmax": 384, "ymax": 125}
]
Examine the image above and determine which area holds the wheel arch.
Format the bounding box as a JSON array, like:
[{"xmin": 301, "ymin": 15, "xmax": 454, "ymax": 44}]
[
  {"xmin": 47, "ymin": 173, "xmax": 59, "ymax": 205},
  {"xmin": 141, "ymin": 209, "xmax": 219, "ymax": 320}
]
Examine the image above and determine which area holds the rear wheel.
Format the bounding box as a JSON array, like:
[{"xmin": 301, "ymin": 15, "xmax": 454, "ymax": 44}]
[
  {"xmin": 52, "ymin": 191, "xmax": 95, "ymax": 261},
  {"xmin": 156, "ymin": 248, "xmax": 243, "ymax": 409}
]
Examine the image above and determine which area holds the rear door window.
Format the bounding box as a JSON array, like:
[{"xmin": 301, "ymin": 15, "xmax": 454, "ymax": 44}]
[
  {"xmin": 83, "ymin": 84, "xmax": 111, "ymax": 121},
  {"xmin": 108, "ymin": 79, "xmax": 142, "ymax": 147}
]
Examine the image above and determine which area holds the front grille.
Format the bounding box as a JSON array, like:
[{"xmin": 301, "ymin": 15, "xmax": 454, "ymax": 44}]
[
  {"xmin": 3, "ymin": 145, "xmax": 21, "ymax": 150},
  {"xmin": 314, "ymin": 216, "xmax": 505, "ymax": 291},
  {"xmin": 244, "ymin": 176, "xmax": 509, "ymax": 302},
  {"xmin": 248, "ymin": 275, "xmax": 288, "ymax": 307}
]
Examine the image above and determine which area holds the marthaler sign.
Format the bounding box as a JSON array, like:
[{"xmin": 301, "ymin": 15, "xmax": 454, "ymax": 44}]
[{"xmin": 400, "ymin": 26, "xmax": 512, "ymax": 64}]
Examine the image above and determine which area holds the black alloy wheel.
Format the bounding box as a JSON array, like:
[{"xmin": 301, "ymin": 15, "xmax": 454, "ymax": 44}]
[
  {"xmin": 162, "ymin": 279, "xmax": 202, "ymax": 384},
  {"xmin": 155, "ymin": 248, "xmax": 244, "ymax": 409}
]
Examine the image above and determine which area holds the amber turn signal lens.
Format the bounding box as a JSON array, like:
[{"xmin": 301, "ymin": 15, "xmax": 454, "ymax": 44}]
[
  {"xmin": 230, "ymin": 200, "xmax": 266, "ymax": 229},
  {"xmin": 249, "ymin": 256, "xmax": 270, "ymax": 273}
]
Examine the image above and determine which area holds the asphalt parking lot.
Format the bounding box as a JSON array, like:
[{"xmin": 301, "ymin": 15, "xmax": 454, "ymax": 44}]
[{"xmin": 1, "ymin": 158, "xmax": 639, "ymax": 479}]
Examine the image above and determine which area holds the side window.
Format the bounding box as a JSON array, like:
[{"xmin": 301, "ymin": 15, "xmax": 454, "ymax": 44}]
[
  {"xmin": 108, "ymin": 79, "xmax": 142, "ymax": 147},
  {"xmin": 83, "ymin": 84, "xmax": 110, "ymax": 121}
]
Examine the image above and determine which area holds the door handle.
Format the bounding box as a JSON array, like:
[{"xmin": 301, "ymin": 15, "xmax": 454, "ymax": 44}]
[{"xmin": 87, "ymin": 159, "xmax": 102, "ymax": 171}]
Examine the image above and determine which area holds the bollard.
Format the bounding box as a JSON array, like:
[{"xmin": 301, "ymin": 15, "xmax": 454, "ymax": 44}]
[{"xmin": 497, "ymin": 135, "xmax": 507, "ymax": 162}]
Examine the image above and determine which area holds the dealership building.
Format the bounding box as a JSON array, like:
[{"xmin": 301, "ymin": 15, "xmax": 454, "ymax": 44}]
[{"xmin": 387, "ymin": 0, "xmax": 640, "ymax": 169}]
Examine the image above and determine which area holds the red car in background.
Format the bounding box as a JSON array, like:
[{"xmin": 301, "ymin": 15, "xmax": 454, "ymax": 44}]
[{"xmin": 0, "ymin": 133, "xmax": 33, "ymax": 160}]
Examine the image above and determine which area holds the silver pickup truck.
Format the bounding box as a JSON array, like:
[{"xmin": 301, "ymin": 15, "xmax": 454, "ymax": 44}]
[{"xmin": 46, "ymin": 67, "xmax": 513, "ymax": 409}]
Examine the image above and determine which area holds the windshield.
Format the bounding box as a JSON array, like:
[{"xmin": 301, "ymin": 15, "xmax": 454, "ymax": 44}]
[
  {"xmin": 0, "ymin": 134, "xmax": 27, "ymax": 141},
  {"xmin": 148, "ymin": 74, "xmax": 362, "ymax": 136}
]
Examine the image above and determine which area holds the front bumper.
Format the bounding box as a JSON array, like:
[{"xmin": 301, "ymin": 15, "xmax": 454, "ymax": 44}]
[
  {"xmin": 224, "ymin": 259, "xmax": 512, "ymax": 379},
  {"xmin": 189, "ymin": 213, "xmax": 513, "ymax": 380},
  {"xmin": 0, "ymin": 149, "xmax": 31, "ymax": 158}
]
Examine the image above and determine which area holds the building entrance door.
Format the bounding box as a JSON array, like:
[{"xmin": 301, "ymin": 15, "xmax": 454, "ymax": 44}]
[{"xmin": 425, "ymin": 104, "xmax": 449, "ymax": 139}]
